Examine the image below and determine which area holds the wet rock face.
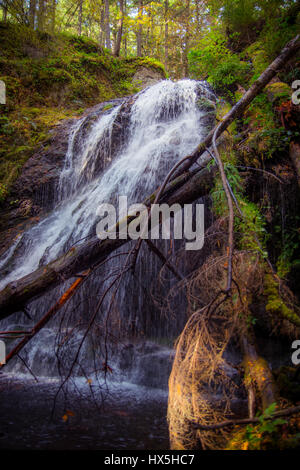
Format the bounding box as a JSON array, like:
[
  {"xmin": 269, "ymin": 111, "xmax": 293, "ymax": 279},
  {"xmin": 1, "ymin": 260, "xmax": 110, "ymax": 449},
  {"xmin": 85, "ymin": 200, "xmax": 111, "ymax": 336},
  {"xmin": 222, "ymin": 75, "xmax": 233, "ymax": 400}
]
[
  {"xmin": 12, "ymin": 123, "xmax": 72, "ymax": 209},
  {"xmin": 0, "ymin": 120, "xmax": 73, "ymax": 255},
  {"xmin": 0, "ymin": 78, "xmax": 212, "ymax": 257},
  {"xmin": 0, "ymin": 99, "xmax": 127, "ymax": 255},
  {"xmin": 195, "ymin": 91, "xmax": 217, "ymax": 135},
  {"xmin": 132, "ymin": 66, "xmax": 164, "ymax": 89}
]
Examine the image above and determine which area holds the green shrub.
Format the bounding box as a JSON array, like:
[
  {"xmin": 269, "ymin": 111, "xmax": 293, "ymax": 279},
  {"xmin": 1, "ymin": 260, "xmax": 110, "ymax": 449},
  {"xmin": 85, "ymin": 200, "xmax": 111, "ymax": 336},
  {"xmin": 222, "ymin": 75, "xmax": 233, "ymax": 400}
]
[{"xmin": 188, "ymin": 28, "xmax": 251, "ymax": 95}]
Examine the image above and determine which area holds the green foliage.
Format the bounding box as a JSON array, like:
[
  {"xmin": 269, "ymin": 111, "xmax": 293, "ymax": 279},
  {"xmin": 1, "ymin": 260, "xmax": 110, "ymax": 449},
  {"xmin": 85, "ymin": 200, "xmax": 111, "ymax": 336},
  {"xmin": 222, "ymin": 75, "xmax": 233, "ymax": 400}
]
[
  {"xmin": 188, "ymin": 28, "xmax": 251, "ymax": 95},
  {"xmin": 243, "ymin": 41, "xmax": 269, "ymax": 79},
  {"xmin": 211, "ymin": 152, "xmax": 267, "ymax": 255},
  {"xmin": 246, "ymin": 93, "xmax": 274, "ymax": 127},
  {"xmin": 276, "ymin": 226, "xmax": 300, "ymax": 279},
  {"xmin": 210, "ymin": 55, "xmax": 251, "ymax": 93},
  {"xmin": 243, "ymin": 403, "xmax": 287, "ymax": 448},
  {"xmin": 236, "ymin": 198, "xmax": 268, "ymax": 254},
  {"xmin": 227, "ymin": 402, "xmax": 300, "ymax": 450},
  {"xmin": 211, "ymin": 0, "xmax": 261, "ymax": 34},
  {"xmin": 0, "ymin": 116, "xmax": 14, "ymax": 135},
  {"xmin": 242, "ymin": 92, "xmax": 294, "ymax": 160},
  {"xmin": 210, "ymin": 0, "xmax": 299, "ymax": 54},
  {"xmin": 264, "ymin": 274, "xmax": 300, "ymax": 327},
  {"xmin": 189, "ymin": 0, "xmax": 299, "ymax": 100},
  {"xmin": 260, "ymin": 13, "xmax": 299, "ymax": 61},
  {"xmin": 0, "ymin": 182, "xmax": 8, "ymax": 203}
]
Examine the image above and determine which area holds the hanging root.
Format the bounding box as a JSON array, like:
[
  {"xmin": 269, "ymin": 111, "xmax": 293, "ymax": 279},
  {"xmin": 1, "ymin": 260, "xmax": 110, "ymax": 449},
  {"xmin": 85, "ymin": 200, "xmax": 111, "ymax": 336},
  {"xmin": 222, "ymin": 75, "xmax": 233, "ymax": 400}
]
[
  {"xmin": 167, "ymin": 250, "xmax": 300, "ymax": 450},
  {"xmin": 168, "ymin": 306, "xmax": 237, "ymax": 449}
]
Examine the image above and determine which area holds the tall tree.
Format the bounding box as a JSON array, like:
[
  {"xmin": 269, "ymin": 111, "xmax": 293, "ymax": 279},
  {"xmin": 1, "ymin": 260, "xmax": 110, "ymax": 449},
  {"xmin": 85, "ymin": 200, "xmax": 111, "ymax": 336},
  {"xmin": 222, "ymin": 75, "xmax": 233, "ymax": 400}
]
[
  {"xmin": 113, "ymin": 0, "xmax": 124, "ymax": 56},
  {"xmin": 51, "ymin": 0, "xmax": 56, "ymax": 32},
  {"xmin": 136, "ymin": 0, "xmax": 143, "ymax": 56},
  {"xmin": 29, "ymin": 0, "xmax": 36, "ymax": 27},
  {"xmin": 164, "ymin": 0, "xmax": 169, "ymax": 68},
  {"xmin": 37, "ymin": 0, "xmax": 46, "ymax": 31},
  {"xmin": 104, "ymin": 0, "xmax": 111, "ymax": 50},
  {"xmin": 78, "ymin": 0, "xmax": 83, "ymax": 35},
  {"xmin": 99, "ymin": 1, "xmax": 105, "ymax": 46},
  {"xmin": 2, "ymin": 0, "xmax": 7, "ymax": 22},
  {"xmin": 182, "ymin": 0, "xmax": 190, "ymax": 77}
]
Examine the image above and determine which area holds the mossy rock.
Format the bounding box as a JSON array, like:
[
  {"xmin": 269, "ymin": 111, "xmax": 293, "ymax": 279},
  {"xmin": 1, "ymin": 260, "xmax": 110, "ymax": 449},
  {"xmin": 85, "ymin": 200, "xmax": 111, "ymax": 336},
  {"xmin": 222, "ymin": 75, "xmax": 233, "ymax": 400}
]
[
  {"xmin": 264, "ymin": 274, "xmax": 300, "ymax": 327},
  {"xmin": 266, "ymin": 82, "xmax": 291, "ymax": 105},
  {"xmin": 196, "ymin": 97, "xmax": 216, "ymax": 113},
  {"xmin": 216, "ymin": 100, "xmax": 237, "ymax": 136}
]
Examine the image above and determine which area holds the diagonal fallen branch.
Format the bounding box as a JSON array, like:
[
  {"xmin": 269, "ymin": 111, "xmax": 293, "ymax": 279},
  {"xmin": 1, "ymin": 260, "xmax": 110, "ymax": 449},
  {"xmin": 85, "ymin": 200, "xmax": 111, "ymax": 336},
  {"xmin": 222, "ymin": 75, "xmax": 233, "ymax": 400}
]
[
  {"xmin": 128, "ymin": 34, "xmax": 300, "ymax": 281},
  {"xmin": 171, "ymin": 34, "xmax": 300, "ymax": 178},
  {"xmin": 145, "ymin": 239, "xmax": 184, "ymax": 281},
  {"xmin": 1, "ymin": 269, "xmax": 91, "ymax": 367},
  {"xmin": 0, "ymin": 166, "xmax": 216, "ymax": 320}
]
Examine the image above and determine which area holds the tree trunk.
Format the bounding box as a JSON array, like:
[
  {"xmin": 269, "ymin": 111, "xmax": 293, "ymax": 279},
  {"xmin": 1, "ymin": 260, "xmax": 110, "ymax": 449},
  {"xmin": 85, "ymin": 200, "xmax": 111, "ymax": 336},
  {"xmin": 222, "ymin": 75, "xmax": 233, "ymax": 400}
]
[
  {"xmin": 105, "ymin": 0, "xmax": 111, "ymax": 50},
  {"xmin": 99, "ymin": 3, "xmax": 105, "ymax": 47},
  {"xmin": 182, "ymin": 0, "xmax": 190, "ymax": 78},
  {"xmin": 2, "ymin": 0, "xmax": 7, "ymax": 22},
  {"xmin": 51, "ymin": 0, "xmax": 56, "ymax": 32},
  {"xmin": 164, "ymin": 0, "xmax": 169, "ymax": 69},
  {"xmin": 242, "ymin": 335, "xmax": 277, "ymax": 412},
  {"xmin": 37, "ymin": 0, "xmax": 45, "ymax": 31},
  {"xmin": 123, "ymin": 0, "xmax": 127, "ymax": 56},
  {"xmin": 78, "ymin": 0, "xmax": 83, "ymax": 36},
  {"xmin": 136, "ymin": 0, "xmax": 143, "ymax": 56},
  {"xmin": 113, "ymin": 0, "xmax": 124, "ymax": 56}
]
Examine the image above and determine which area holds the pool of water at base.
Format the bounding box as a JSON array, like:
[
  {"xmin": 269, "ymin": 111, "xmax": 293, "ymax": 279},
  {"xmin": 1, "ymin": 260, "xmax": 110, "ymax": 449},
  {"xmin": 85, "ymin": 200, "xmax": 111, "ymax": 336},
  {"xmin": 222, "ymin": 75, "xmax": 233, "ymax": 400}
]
[{"xmin": 0, "ymin": 373, "xmax": 169, "ymax": 450}]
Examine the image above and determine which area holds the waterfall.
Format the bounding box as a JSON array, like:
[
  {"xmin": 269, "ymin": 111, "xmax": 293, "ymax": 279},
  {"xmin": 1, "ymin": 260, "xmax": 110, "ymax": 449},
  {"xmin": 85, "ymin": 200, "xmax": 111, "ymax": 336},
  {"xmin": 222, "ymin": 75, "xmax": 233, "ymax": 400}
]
[{"xmin": 0, "ymin": 79, "xmax": 215, "ymax": 383}]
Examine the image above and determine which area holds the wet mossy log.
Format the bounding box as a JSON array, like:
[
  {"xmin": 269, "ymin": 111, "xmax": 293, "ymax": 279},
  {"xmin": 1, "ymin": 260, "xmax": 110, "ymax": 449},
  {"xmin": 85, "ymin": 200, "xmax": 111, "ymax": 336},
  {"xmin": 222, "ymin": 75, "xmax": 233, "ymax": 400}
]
[{"xmin": 242, "ymin": 336, "xmax": 277, "ymax": 412}]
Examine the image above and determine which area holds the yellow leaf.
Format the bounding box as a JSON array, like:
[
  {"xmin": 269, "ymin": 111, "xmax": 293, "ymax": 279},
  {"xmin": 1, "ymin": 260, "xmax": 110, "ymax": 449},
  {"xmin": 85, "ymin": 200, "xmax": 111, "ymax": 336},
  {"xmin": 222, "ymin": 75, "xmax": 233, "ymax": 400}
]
[{"xmin": 241, "ymin": 442, "xmax": 249, "ymax": 450}]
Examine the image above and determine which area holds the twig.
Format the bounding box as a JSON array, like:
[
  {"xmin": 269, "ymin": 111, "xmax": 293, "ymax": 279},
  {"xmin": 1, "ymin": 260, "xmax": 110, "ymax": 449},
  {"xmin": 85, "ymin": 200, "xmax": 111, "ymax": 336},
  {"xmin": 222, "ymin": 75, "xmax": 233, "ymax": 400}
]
[
  {"xmin": 145, "ymin": 239, "xmax": 184, "ymax": 281},
  {"xmin": 191, "ymin": 405, "xmax": 300, "ymax": 431},
  {"xmin": 16, "ymin": 353, "xmax": 39, "ymax": 383}
]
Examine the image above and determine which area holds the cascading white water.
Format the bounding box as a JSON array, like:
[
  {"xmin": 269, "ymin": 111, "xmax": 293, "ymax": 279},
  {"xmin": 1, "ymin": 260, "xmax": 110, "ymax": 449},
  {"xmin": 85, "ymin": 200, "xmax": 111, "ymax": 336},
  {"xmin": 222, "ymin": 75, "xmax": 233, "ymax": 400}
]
[
  {"xmin": 0, "ymin": 79, "xmax": 215, "ymax": 382},
  {"xmin": 0, "ymin": 79, "xmax": 214, "ymax": 289}
]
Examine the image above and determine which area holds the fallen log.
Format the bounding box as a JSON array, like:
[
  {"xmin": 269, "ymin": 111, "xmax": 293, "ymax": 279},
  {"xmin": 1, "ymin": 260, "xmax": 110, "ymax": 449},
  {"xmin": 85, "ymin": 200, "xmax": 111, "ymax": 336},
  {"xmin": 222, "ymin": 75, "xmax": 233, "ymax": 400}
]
[{"xmin": 0, "ymin": 166, "xmax": 216, "ymax": 320}]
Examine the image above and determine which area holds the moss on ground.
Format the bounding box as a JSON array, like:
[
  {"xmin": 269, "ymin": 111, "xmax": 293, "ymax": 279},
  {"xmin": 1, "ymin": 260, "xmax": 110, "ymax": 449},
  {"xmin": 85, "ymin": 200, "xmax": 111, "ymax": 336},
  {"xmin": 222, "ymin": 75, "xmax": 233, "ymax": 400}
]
[{"xmin": 0, "ymin": 21, "xmax": 166, "ymax": 200}]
